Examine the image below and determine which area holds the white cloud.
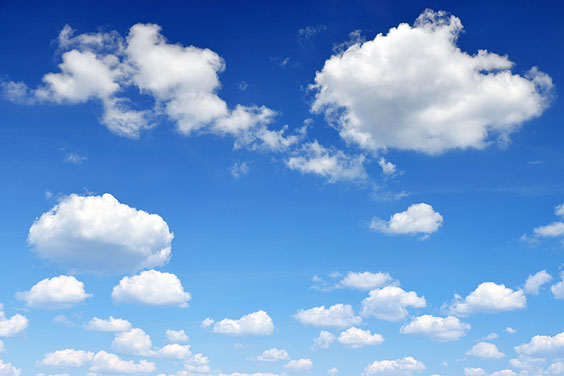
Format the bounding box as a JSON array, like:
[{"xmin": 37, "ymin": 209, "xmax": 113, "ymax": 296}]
[
  {"xmin": 489, "ymin": 371, "xmax": 516, "ymax": 376},
  {"xmin": 481, "ymin": 333, "xmax": 499, "ymax": 341},
  {"xmin": 28, "ymin": 193, "xmax": 173, "ymax": 274},
  {"xmin": 312, "ymin": 330, "xmax": 336, "ymax": 350},
  {"xmin": 337, "ymin": 327, "xmax": 384, "ymax": 348},
  {"xmin": 311, "ymin": 9, "xmax": 552, "ymax": 155},
  {"xmin": 252, "ymin": 348, "xmax": 289, "ymax": 362},
  {"xmin": 158, "ymin": 344, "xmax": 192, "ymax": 360},
  {"xmin": 112, "ymin": 328, "xmax": 154, "ymax": 356},
  {"xmin": 201, "ymin": 318, "xmax": 215, "ymax": 329},
  {"xmin": 286, "ymin": 141, "xmax": 367, "ymax": 183},
  {"xmin": 339, "ymin": 271, "xmax": 394, "ymax": 290},
  {"xmin": 230, "ymin": 161, "xmax": 250, "ymax": 179},
  {"xmin": 38, "ymin": 349, "xmax": 94, "ymax": 367},
  {"xmin": 506, "ymin": 327, "xmax": 517, "ymax": 334},
  {"xmin": 464, "ymin": 368, "xmax": 486, "ymax": 376},
  {"xmin": 551, "ymin": 272, "xmax": 564, "ymax": 299},
  {"xmin": 378, "ymin": 158, "xmax": 397, "ymax": 176},
  {"xmin": 0, "ymin": 360, "xmax": 20, "ymax": 376},
  {"xmin": 524, "ymin": 270, "xmax": 552, "ymax": 295},
  {"xmin": 112, "ymin": 270, "xmax": 191, "ymax": 307},
  {"xmin": 515, "ymin": 331, "xmax": 564, "ymax": 356},
  {"xmin": 86, "ymin": 317, "xmax": 132, "ymax": 332},
  {"xmin": 466, "ymin": 342, "xmax": 505, "ymax": 359},
  {"xmin": 360, "ymin": 286, "xmax": 426, "ymax": 321},
  {"xmin": 294, "ymin": 304, "xmax": 362, "ymax": 328},
  {"xmin": 400, "ymin": 315, "xmax": 470, "ymax": 342},
  {"xmin": 446, "ymin": 282, "xmax": 526, "ymax": 316},
  {"xmin": 166, "ymin": 329, "xmax": 188, "ymax": 343},
  {"xmin": 7, "ymin": 24, "xmax": 301, "ymax": 149},
  {"xmin": 362, "ymin": 357, "xmax": 425, "ymax": 376},
  {"xmin": 284, "ymin": 358, "xmax": 313, "ymax": 372},
  {"xmin": 328, "ymin": 368, "xmax": 338, "ymax": 376},
  {"xmin": 534, "ymin": 223, "xmax": 564, "ymax": 237},
  {"xmin": 0, "ymin": 304, "xmax": 28, "ymax": 337},
  {"xmin": 370, "ymin": 203, "xmax": 443, "ymax": 237},
  {"xmin": 16, "ymin": 275, "xmax": 92, "ymax": 309},
  {"xmin": 0, "ymin": 340, "xmax": 4, "ymax": 353},
  {"xmin": 89, "ymin": 351, "xmax": 156, "ymax": 373},
  {"xmin": 556, "ymin": 204, "xmax": 564, "ymax": 217},
  {"xmin": 212, "ymin": 310, "xmax": 274, "ymax": 336},
  {"xmin": 64, "ymin": 153, "xmax": 87, "ymax": 164}
]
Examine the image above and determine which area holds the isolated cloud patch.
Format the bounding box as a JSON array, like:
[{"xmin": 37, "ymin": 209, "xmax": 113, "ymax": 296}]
[
  {"xmin": 466, "ymin": 342, "xmax": 505, "ymax": 359},
  {"xmin": 0, "ymin": 304, "xmax": 28, "ymax": 337},
  {"xmin": 311, "ymin": 9, "xmax": 552, "ymax": 155},
  {"xmin": 515, "ymin": 331, "xmax": 564, "ymax": 356},
  {"xmin": 0, "ymin": 360, "xmax": 20, "ymax": 376},
  {"xmin": 400, "ymin": 315, "xmax": 470, "ymax": 342},
  {"xmin": 361, "ymin": 286, "xmax": 426, "ymax": 321},
  {"xmin": 340, "ymin": 271, "xmax": 394, "ymax": 290},
  {"xmin": 28, "ymin": 193, "xmax": 173, "ymax": 274},
  {"xmin": 112, "ymin": 270, "xmax": 191, "ymax": 307},
  {"xmin": 16, "ymin": 275, "xmax": 92, "ymax": 309},
  {"xmin": 525, "ymin": 203, "xmax": 564, "ymax": 244},
  {"xmin": 284, "ymin": 358, "xmax": 313, "ymax": 372},
  {"xmin": 294, "ymin": 304, "xmax": 362, "ymax": 328},
  {"xmin": 86, "ymin": 316, "xmax": 132, "ymax": 332},
  {"xmin": 370, "ymin": 203, "xmax": 443, "ymax": 237},
  {"xmin": 312, "ymin": 330, "xmax": 336, "ymax": 350},
  {"xmin": 337, "ymin": 327, "xmax": 384, "ymax": 348},
  {"xmin": 252, "ymin": 348, "xmax": 289, "ymax": 362},
  {"xmin": 524, "ymin": 270, "xmax": 552, "ymax": 295},
  {"xmin": 362, "ymin": 357, "xmax": 425, "ymax": 376},
  {"xmin": 551, "ymin": 273, "xmax": 564, "ymax": 299},
  {"xmin": 209, "ymin": 310, "xmax": 274, "ymax": 336},
  {"xmin": 447, "ymin": 282, "xmax": 526, "ymax": 316}
]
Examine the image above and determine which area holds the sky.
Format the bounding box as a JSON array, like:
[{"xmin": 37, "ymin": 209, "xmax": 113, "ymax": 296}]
[{"xmin": 0, "ymin": 0, "xmax": 564, "ymax": 375}]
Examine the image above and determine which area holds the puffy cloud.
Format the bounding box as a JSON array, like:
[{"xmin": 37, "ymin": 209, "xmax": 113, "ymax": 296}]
[
  {"xmin": 38, "ymin": 349, "xmax": 94, "ymax": 367},
  {"xmin": 294, "ymin": 304, "xmax": 362, "ymax": 328},
  {"xmin": 212, "ymin": 310, "xmax": 274, "ymax": 336},
  {"xmin": 489, "ymin": 371, "xmax": 516, "ymax": 376},
  {"xmin": 311, "ymin": 9, "xmax": 552, "ymax": 155},
  {"xmin": 252, "ymin": 348, "xmax": 289, "ymax": 362},
  {"xmin": 166, "ymin": 329, "xmax": 188, "ymax": 343},
  {"xmin": 89, "ymin": 351, "xmax": 156, "ymax": 373},
  {"xmin": 7, "ymin": 24, "xmax": 300, "ymax": 149},
  {"xmin": 312, "ymin": 330, "xmax": 336, "ymax": 350},
  {"xmin": 112, "ymin": 328, "xmax": 154, "ymax": 356},
  {"xmin": 370, "ymin": 203, "xmax": 443, "ymax": 237},
  {"xmin": 86, "ymin": 317, "xmax": 132, "ymax": 332},
  {"xmin": 339, "ymin": 271, "xmax": 394, "ymax": 290},
  {"xmin": 551, "ymin": 273, "xmax": 564, "ymax": 299},
  {"xmin": 506, "ymin": 327, "xmax": 517, "ymax": 334},
  {"xmin": 284, "ymin": 358, "xmax": 313, "ymax": 372},
  {"xmin": 28, "ymin": 193, "xmax": 173, "ymax": 274},
  {"xmin": 466, "ymin": 342, "xmax": 505, "ymax": 359},
  {"xmin": 534, "ymin": 223, "xmax": 564, "ymax": 237},
  {"xmin": 362, "ymin": 357, "xmax": 425, "ymax": 376},
  {"xmin": 378, "ymin": 158, "xmax": 397, "ymax": 176},
  {"xmin": 481, "ymin": 333, "xmax": 499, "ymax": 341},
  {"xmin": 400, "ymin": 315, "xmax": 470, "ymax": 342},
  {"xmin": 286, "ymin": 141, "xmax": 367, "ymax": 183},
  {"xmin": 360, "ymin": 286, "xmax": 426, "ymax": 321},
  {"xmin": 0, "ymin": 304, "xmax": 28, "ymax": 337},
  {"xmin": 112, "ymin": 270, "xmax": 191, "ymax": 307},
  {"xmin": 337, "ymin": 327, "xmax": 384, "ymax": 348},
  {"xmin": 515, "ymin": 331, "xmax": 564, "ymax": 356},
  {"xmin": 447, "ymin": 282, "xmax": 526, "ymax": 316},
  {"xmin": 328, "ymin": 368, "xmax": 339, "ymax": 376},
  {"xmin": 464, "ymin": 368, "xmax": 486, "ymax": 376},
  {"xmin": 524, "ymin": 270, "xmax": 552, "ymax": 295},
  {"xmin": 16, "ymin": 275, "xmax": 91, "ymax": 309},
  {"xmin": 157, "ymin": 344, "xmax": 192, "ymax": 360},
  {"xmin": 0, "ymin": 360, "xmax": 20, "ymax": 376}
]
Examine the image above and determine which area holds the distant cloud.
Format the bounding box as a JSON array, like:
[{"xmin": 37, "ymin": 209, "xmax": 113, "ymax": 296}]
[
  {"xmin": 210, "ymin": 310, "xmax": 274, "ymax": 336},
  {"xmin": 551, "ymin": 272, "xmax": 564, "ymax": 299},
  {"xmin": 370, "ymin": 203, "xmax": 443, "ymax": 238},
  {"xmin": 446, "ymin": 282, "xmax": 526, "ymax": 316},
  {"xmin": 230, "ymin": 161, "xmax": 250, "ymax": 179},
  {"xmin": 112, "ymin": 270, "xmax": 191, "ymax": 307},
  {"xmin": 0, "ymin": 304, "xmax": 28, "ymax": 337},
  {"xmin": 64, "ymin": 152, "xmax": 87, "ymax": 164},
  {"xmin": 466, "ymin": 342, "xmax": 505, "ymax": 359},
  {"xmin": 251, "ymin": 348, "xmax": 289, "ymax": 362},
  {"xmin": 86, "ymin": 317, "xmax": 132, "ymax": 332},
  {"xmin": 16, "ymin": 275, "xmax": 92, "ymax": 309},
  {"xmin": 362, "ymin": 357, "xmax": 425, "ymax": 376},
  {"xmin": 338, "ymin": 327, "xmax": 384, "ymax": 348},
  {"xmin": 361, "ymin": 286, "xmax": 426, "ymax": 321},
  {"xmin": 294, "ymin": 304, "xmax": 362, "ymax": 328},
  {"xmin": 284, "ymin": 358, "xmax": 313, "ymax": 372},
  {"xmin": 524, "ymin": 270, "xmax": 552, "ymax": 295},
  {"xmin": 524, "ymin": 203, "xmax": 564, "ymax": 245},
  {"xmin": 165, "ymin": 329, "xmax": 188, "ymax": 343},
  {"xmin": 400, "ymin": 315, "xmax": 470, "ymax": 342},
  {"xmin": 312, "ymin": 330, "xmax": 335, "ymax": 350},
  {"xmin": 38, "ymin": 349, "xmax": 94, "ymax": 367},
  {"xmin": 297, "ymin": 25, "xmax": 327, "ymax": 45}
]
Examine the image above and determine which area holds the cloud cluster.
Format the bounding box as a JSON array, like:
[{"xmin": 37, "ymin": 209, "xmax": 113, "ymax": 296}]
[
  {"xmin": 311, "ymin": 9, "xmax": 552, "ymax": 155},
  {"xmin": 360, "ymin": 286, "xmax": 426, "ymax": 321},
  {"xmin": 400, "ymin": 315, "xmax": 470, "ymax": 342},
  {"xmin": 447, "ymin": 282, "xmax": 526, "ymax": 316},
  {"xmin": 337, "ymin": 327, "xmax": 384, "ymax": 348},
  {"xmin": 0, "ymin": 304, "xmax": 28, "ymax": 337},
  {"xmin": 294, "ymin": 304, "xmax": 362, "ymax": 328},
  {"xmin": 370, "ymin": 203, "xmax": 443, "ymax": 237},
  {"xmin": 208, "ymin": 310, "xmax": 274, "ymax": 336},
  {"xmin": 28, "ymin": 193, "xmax": 173, "ymax": 274}
]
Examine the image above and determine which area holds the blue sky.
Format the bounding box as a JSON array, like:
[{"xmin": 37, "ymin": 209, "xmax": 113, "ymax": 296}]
[{"xmin": 1, "ymin": 1, "xmax": 564, "ymax": 376}]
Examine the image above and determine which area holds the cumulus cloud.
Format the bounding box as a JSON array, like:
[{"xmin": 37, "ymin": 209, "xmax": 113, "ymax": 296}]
[
  {"xmin": 89, "ymin": 351, "xmax": 156, "ymax": 373},
  {"xmin": 286, "ymin": 141, "xmax": 367, "ymax": 183},
  {"xmin": 5, "ymin": 24, "xmax": 301, "ymax": 149},
  {"xmin": 337, "ymin": 327, "xmax": 384, "ymax": 348},
  {"xmin": 294, "ymin": 304, "xmax": 362, "ymax": 328},
  {"xmin": 524, "ymin": 270, "xmax": 552, "ymax": 295},
  {"xmin": 400, "ymin": 315, "xmax": 470, "ymax": 342},
  {"xmin": 38, "ymin": 349, "xmax": 94, "ymax": 367},
  {"xmin": 370, "ymin": 203, "xmax": 443, "ymax": 237},
  {"xmin": 111, "ymin": 270, "xmax": 191, "ymax": 307},
  {"xmin": 362, "ymin": 357, "xmax": 425, "ymax": 376},
  {"xmin": 28, "ymin": 193, "xmax": 173, "ymax": 274},
  {"xmin": 339, "ymin": 271, "xmax": 395, "ymax": 290},
  {"xmin": 16, "ymin": 275, "xmax": 91, "ymax": 309},
  {"xmin": 524, "ymin": 203, "xmax": 564, "ymax": 244},
  {"xmin": 0, "ymin": 304, "xmax": 28, "ymax": 337},
  {"xmin": 112, "ymin": 328, "xmax": 154, "ymax": 356},
  {"xmin": 466, "ymin": 342, "xmax": 505, "ymax": 359},
  {"xmin": 515, "ymin": 331, "xmax": 564, "ymax": 356},
  {"xmin": 166, "ymin": 329, "xmax": 188, "ymax": 343},
  {"xmin": 252, "ymin": 348, "xmax": 289, "ymax": 362},
  {"xmin": 311, "ymin": 9, "xmax": 552, "ymax": 155},
  {"xmin": 360, "ymin": 286, "xmax": 426, "ymax": 321},
  {"xmin": 86, "ymin": 317, "xmax": 132, "ymax": 332},
  {"xmin": 0, "ymin": 360, "xmax": 20, "ymax": 376},
  {"xmin": 312, "ymin": 330, "xmax": 336, "ymax": 350},
  {"xmin": 506, "ymin": 327, "xmax": 517, "ymax": 334},
  {"xmin": 465, "ymin": 368, "xmax": 486, "ymax": 376},
  {"xmin": 377, "ymin": 158, "xmax": 397, "ymax": 176},
  {"xmin": 284, "ymin": 358, "xmax": 313, "ymax": 372},
  {"xmin": 446, "ymin": 282, "xmax": 526, "ymax": 316},
  {"xmin": 211, "ymin": 310, "xmax": 274, "ymax": 336},
  {"xmin": 551, "ymin": 272, "xmax": 564, "ymax": 299}
]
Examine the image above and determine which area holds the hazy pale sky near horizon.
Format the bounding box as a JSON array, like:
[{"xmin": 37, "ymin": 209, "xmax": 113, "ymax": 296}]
[{"xmin": 1, "ymin": 1, "xmax": 564, "ymax": 376}]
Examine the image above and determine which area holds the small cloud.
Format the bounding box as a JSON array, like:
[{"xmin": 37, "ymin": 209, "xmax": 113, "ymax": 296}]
[
  {"xmin": 64, "ymin": 152, "xmax": 87, "ymax": 164},
  {"xmin": 230, "ymin": 161, "xmax": 250, "ymax": 179},
  {"xmin": 506, "ymin": 327, "xmax": 517, "ymax": 334},
  {"xmin": 297, "ymin": 25, "xmax": 327, "ymax": 45},
  {"xmin": 332, "ymin": 29, "xmax": 365, "ymax": 54},
  {"xmin": 271, "ymin": 57, "xmax": 291, "ymax": 68},
  {"xmin": 237, "ymin": 81, "xmax": 248, "ymax": 91},
  {"xmin": 52, "ymin": 314, "xmax": 76, "ymax": 327},
  {"xmin": 528, "ymin": 160, "xmax": 541, "ymax": 165}
]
